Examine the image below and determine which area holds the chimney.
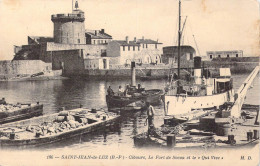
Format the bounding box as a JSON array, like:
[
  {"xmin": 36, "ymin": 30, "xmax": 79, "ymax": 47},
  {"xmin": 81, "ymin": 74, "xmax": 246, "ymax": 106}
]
[
  {"xmin": 126, "ymin": 36, "xmax": 129, "ymax": 44},
  {"xmin": 157, "ymin": 39, "xmax": 159, "ymax": 43},
  {"xmin": 134, "ymin": 37, "xmax": 136, "ymax": 42},
  {"xmin": 95, "ymin": 30, "xmax": 98, "ymax": 36},
  {"xmin": 101, "ymin": 29, "xmax": 104, "ymax": 34},
  {"xmin": 142, "ymin": 36, "xmax": 144, "ymax": 40}
]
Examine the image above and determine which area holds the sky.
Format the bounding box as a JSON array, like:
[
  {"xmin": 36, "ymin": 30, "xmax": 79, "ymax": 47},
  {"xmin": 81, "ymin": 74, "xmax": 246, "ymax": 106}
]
[{"xmin": 0, "ymin": 0, "xmax": 259, "ymax": 60}]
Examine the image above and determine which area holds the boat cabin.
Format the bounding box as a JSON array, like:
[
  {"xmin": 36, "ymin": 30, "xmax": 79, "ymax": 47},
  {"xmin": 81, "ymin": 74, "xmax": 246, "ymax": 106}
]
[{"xmin": 166, "ymin": 68, "xmax": 233, "ymax": 96}]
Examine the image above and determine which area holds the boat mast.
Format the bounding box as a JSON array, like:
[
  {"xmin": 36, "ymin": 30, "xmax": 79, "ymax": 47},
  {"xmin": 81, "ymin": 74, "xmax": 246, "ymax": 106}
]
[{"xmin": 177, "ymin": 0, "xmax": 182, "ymax": 92}]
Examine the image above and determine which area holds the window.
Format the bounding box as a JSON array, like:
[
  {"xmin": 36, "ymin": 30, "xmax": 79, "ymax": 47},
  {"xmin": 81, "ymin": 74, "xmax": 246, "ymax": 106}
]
[
  {"xmin": 210, "ymin": 55, "xmax": 212, "ymax": 59},
  {"xmin": 190, "ymin": 53, "xmax": 193, "ymax": 60},
  {"xmin": 146, "ymin": 44, "xmax": 148, "ymax": 48},
  {"xmin": 101, "ymin": 40, "xmax": 103, "ymax": 44},
  {"xmin": 236, "ymin": 54, "xmax": 238, "ymax": 57},
  {"xmin": 133, "ymin": 46, "xmax": 135, "ymax": 51},
  {"xmin": 78, "ymin": 39, "xmax": 80, "ymax": 43},
  {"xmin": 138, "ymin": 46, "xmax": 140, "ymax": 51},
  {"xmin": 143, "ymin": 44, "xmax": 144, "ymax": 48},
  {"xmin": 227, "ymin": 54, "xmax": 229, "ymax": 58},
  {"xmin": 93, "ymin": 40, "xmax": 95, "ymax": 44},
  {"xmin": 218, "ymin": 55, "xmax": 221, "ymax": 58},
  {"xmin": 123, "ymin": 46, "xmax": 125, "ymax": 51},
  {"xmin": 128, "ymin": 46, "xmax": 130, "ymax": 51},
  {"xmin": 98, "ymin": 40, "xmax": 100, "ymax": 44},
  {"xmin": 105, "ymin": 40, "xmax": 107, "ymax": 43},
  {"xmin": 155, "ymin": 44, "xmax": 157, "ymax": 49}
]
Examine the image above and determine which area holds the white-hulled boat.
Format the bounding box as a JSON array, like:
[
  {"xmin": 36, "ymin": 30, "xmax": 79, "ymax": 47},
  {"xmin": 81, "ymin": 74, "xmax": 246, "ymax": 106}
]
[
  {"xmin": 162, "ymin": 0, "xmax": 235, "ymax": 122},
  {"xmin": 163, "ymin": 64, "xmax": 235, "ymax": 116}
]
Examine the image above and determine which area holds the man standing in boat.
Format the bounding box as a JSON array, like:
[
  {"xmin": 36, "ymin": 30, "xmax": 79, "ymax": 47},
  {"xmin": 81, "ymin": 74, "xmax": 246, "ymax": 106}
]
[{"xmin": 118, "ymin": 85, "xmax": 124, "ymax": 96}]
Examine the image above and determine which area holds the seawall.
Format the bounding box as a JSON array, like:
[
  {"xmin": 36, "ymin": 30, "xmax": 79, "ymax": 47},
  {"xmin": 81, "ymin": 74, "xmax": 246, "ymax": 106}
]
[{"xmin": 64, "ymin": 61, "xmax": 259, "ymax": 79}]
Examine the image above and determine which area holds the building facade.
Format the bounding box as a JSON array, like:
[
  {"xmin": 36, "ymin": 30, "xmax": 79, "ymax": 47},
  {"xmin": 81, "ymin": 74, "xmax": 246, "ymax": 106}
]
[
  {"xmin": 206, "ymin": 50, "xmax": 243, "ymax": 60},
  {"xmin": 85, "ymin": 29, "xmax": 112, "ymax": 45},
  {"xmin": 106, "ymin": 36, "xmax": 163, "ymax": 66},
  {"xmin": 84, "ymin": 57, "xmax": 109, "ymax": 70},
  {"xmin": 162, "ymin": 45, "xmax": 196, "ymax": 68}
]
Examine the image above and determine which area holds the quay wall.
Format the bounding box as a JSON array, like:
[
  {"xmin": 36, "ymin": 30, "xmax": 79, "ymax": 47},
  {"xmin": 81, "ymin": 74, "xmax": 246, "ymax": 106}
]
[
  {"xmin": 63, "ymin": 60, "xmax": 259, "ymax": 78},
  {"xmin": 0, "ymin": 60, "xmax": 52, "ymax": 77},
  {"xmin": 64, "ymin": 68, "xmax": 173, "ymax": 79},
  {"xmin": 204, "ymin": 60, "xmax": 259, "ymax": 74}
]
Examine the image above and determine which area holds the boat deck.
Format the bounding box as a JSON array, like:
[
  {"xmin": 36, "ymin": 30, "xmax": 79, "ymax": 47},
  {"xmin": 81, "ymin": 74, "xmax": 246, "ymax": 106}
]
[{"xmin": 134, "ymin": 104, "xmax": 260, "ymax": 149}]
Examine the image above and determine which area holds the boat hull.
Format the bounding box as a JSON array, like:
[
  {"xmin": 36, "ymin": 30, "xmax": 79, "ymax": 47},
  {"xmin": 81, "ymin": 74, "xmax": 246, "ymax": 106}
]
[
  {"xmin": 164, "ymin": 89, "xmax": 234, "ymax": 116},
  {"xmin": 0, "ymin": 104, "xmax": 43, "ymax": 124}
]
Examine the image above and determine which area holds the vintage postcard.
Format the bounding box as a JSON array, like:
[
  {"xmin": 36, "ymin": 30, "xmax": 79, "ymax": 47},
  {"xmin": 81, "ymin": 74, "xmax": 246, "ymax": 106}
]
[{"xmin": 0, "ymin": 0, "xmax": 259, "ymax": 165}]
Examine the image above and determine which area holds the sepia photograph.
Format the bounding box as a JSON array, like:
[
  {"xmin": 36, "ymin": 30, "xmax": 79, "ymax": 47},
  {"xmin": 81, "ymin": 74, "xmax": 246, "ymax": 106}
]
[{"xmin": 0, "ymin": 0, "xmax": 259, "ymax": 165}]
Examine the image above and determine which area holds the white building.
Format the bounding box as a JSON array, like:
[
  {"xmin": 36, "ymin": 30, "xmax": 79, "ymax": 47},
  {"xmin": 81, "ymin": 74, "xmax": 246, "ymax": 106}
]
[
  {"xmin": 106, "ymin": 36, "xmax": 163, "ymax": 66},
  {"xmin": 206, "ymin": 50, "xmax": 243, "ymax": 60},
  {"xmin": 84, "ymin": 56, "xmax": 109, "ymax": 69}
]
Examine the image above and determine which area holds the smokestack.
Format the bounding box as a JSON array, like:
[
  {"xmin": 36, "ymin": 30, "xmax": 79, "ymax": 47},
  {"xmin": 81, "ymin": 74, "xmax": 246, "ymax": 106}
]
[
  {"xmin": 95, "ymin": 30, "xmax": 98, "ymax": 36},
  {"xmin": 131, "ymin": 61, "xmax": 136, "ymax": 87},
  {"xmin": 101, "ymin": 29, "xmax": 104, "ymax": 34},
  {"xmin": 126, "ymin": 36, "xmax": 129, "ymax": 44},
  {"xmin": 134, "ymin": 37, "xmax": 136, "ymax": 42}
]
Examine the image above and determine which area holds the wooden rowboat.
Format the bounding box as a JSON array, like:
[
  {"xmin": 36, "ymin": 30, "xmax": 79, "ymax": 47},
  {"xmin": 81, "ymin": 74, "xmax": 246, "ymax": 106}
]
[{"xmin": 0, "ymin": 100, "xmax": 43, "ymax": 124}]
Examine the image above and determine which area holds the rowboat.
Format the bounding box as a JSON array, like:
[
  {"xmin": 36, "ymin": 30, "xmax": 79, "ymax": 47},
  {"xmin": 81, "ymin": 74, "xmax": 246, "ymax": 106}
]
[
  {"xmin": 0, "ymin": 98, "xmax": 43, "ymax": 124},
  {"xmin": 106, "ymin": 88, "xmax": 163, "ymax": 111}
]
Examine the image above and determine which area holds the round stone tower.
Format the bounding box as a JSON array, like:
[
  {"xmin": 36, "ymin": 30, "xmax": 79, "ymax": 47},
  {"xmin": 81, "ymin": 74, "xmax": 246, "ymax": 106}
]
[{"xmin": 51, "ymin": 2, "xmax": 86, "ymax": 44}]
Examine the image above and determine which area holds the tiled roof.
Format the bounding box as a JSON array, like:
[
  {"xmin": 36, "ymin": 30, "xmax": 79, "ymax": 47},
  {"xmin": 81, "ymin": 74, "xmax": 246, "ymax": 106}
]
[
  {"xmin": 114, "ymin": 40, "xmax": 140, "ymax": 46},
  {"xmin": 136, "ymin": 39, "xmax": 162, "ymax": 44},
  {"xmin": 85, "ymin": 30, "xmax": 112, "ymax": 39},
  {"xmin": 163, "ymin": 45, "xmax": 196, "ymax": 54}
]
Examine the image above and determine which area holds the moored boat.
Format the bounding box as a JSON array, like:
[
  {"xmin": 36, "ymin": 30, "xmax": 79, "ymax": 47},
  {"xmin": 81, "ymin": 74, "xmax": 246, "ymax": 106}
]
[
  {"xmin": 163, "ymin": 61, "xmax": 235, "ymax": 123},
  {"xmin": 0, "ymin": 107, "xmax": 120, "ymax": 146},
  {"xmin": 0, "ymin": 98, "xmax": 43, "ymax": 124},
  {"xmin": 106, "ymin": 62, "xmax": 164, "ymax": 111},
  {"xmin": 106, "ymin": 88, "xmax": 163, "ymax": 111},
  {"xmin": 162, "ymin": 0, "xmax": 234, "ymax": 124}
]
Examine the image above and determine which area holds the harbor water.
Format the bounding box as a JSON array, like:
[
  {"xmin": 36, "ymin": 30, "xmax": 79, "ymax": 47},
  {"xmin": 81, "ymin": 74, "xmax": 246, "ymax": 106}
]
[{"xmin": 0, "ymin": 74, "xmax": 259, "ymax": 151}]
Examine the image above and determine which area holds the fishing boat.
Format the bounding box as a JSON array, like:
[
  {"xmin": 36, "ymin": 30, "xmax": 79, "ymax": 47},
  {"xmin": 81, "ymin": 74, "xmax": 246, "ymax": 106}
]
[
  {"xmin": 162, "ymin": 0, "xmax": 234, "ymax": 124},
  {"xmin": 0, "ymin": 98, "xmax": 43, "ymax": 124},
  {"xmin": 106, "ymin": 62, "xmax": 164, "ymax": 111},
  {"xmin": 0, "ymin": 107, "xmax": 120, "ymax": 146}
]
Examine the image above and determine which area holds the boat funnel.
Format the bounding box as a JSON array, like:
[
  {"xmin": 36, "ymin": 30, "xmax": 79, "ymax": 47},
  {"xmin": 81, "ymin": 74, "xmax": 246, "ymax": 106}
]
[
  {"xmin": 131, "ymin": 61, "xmax": 136, "ymax": 87},
  {"xmin": 194, "ymin": 56, "xmax": 201, "ymax": 69}
]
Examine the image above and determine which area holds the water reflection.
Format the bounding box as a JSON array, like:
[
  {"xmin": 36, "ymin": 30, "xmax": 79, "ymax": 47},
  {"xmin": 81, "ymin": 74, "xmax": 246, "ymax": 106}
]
[{"xmin": 0, "ymin": 74, "xmax": 259, "ymax": 150}]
